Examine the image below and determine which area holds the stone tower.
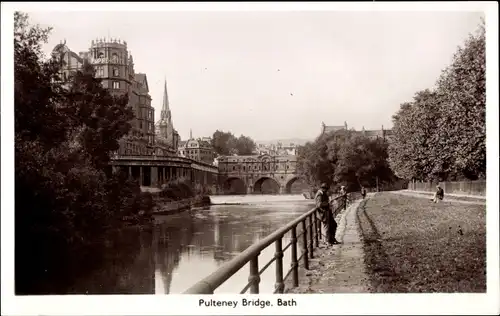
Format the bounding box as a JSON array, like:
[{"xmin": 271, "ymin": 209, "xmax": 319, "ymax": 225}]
[
  {"xmin": 89, "ymin": 38, "xmax": 153, "ymax": 153},
  {"xmin": 89, "ymin": 38, "xmax": 131, "ymax": 94}
]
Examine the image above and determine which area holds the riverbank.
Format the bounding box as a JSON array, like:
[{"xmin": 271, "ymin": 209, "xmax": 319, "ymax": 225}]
[
  {"xmin": 152, "ymin": 195, "xmax": 211, "ymax": 215},
  {"xmin": 358, "ymin": 192, "xmax": 486, "ymax": 292}
]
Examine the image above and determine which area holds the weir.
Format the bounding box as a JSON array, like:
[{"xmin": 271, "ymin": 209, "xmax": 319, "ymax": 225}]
[{"xmin": 208, "ymin": 194, "xmax": 309, "ymax": 205}]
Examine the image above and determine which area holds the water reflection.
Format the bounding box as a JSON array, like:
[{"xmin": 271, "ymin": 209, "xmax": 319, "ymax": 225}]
[{"xmin": 64, "ymin": 195, "xmax": 314, "ymax": 294}]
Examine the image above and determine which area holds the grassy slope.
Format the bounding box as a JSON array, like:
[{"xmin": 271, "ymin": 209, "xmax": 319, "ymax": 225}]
[{"xmin": 357, "ymin": 193, "xmax": 486, "ymax": 293}]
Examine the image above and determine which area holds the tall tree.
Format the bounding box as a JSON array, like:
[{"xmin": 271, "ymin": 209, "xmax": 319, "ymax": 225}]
[
  {"xmin": 211, "ymin": 130, "xmax": 235, "ymax": 156},
  {"xmin": 235, "ymin": 135, "xmax": 256, "ymax": 155},
  {"xmin": 297, "ymin": 130, "xmax": 344, "ymax": 189},
  {"xmin": 388, "ymin": 20, "xmax": 485, "ymax": 181},
  {"xmin": 435, "ymin": 19, "xmax": 486, "ymax": 180},
  {"xmin": 211, "ymin": 130, "xmax": 257, "ymax": 155},
  {"xmin": 388, "ymin": 90, "xmax": 442, "ymax": 181},
  {"xmin": 297, "ymin": 130, "xmax": 396, "ymax": 192},
  {"xmin": 14, "ymin": 12, "xmax": 147, "ymax": 294}
]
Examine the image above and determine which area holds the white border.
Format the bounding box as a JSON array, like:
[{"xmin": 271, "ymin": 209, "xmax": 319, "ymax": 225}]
[{"xmin": 1, "ymin": 2, "xmax": 499, "ymax": 315}]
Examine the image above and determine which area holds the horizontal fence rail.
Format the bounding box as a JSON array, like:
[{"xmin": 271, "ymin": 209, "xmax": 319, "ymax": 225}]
[
  {"xmin": 407, "ymin": 180, "xmax": 486, "ymax": 197},
  {"xmin": 183, "ymin": 193, "xmax": 353, "ymax": 294}
]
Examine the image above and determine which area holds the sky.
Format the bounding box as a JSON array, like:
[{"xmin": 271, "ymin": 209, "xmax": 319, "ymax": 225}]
[{"xmin": 27, "ymin": 10, "xmax": 483, "ymax": 142}]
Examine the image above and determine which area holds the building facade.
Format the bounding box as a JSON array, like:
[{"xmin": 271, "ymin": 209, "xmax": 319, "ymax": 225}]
[
  {"xmin": 255, "ymin": 142, "xmax": 298, "ymax": 156},
  {"xmin": 154, "ymin": 80, "xmax": 180, "ymax": 156},
  {"xmin": 178, "ymin": 131, "xmax": 216, "ymax": 165},
  {"xmin": 320, "ymin": 121, "xmax": 393, "ymax": 142},
  {"xmin": 52, "ymin": 38, "xmax": 156, "ymax": 156}
]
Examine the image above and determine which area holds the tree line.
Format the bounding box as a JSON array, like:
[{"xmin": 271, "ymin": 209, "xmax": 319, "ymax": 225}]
[
  {"xmin": 14, "ymin": 12, "xmax": 153, "ymax": 294},
  {"xmin": 296, "ymin": 130, "xmax": 398, "ymax": 193},
  {"xmin": 210, "ymin": 130, "xmax": 257, "ymax": 156},
  {"xmin": 388, "ymin": 19, "xmax": 485, "ymax": 182}
]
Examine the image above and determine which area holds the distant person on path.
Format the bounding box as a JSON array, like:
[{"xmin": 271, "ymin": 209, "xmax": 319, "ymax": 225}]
[
  {"xmin": 432, "ymin": 185, "xmax": 444, "ymax": 203},
  {"xmin": 361, "ymin": 186, "xmax": 367, "ymax": 199},
  {"xmin": 339, "ymin": 185, "xmax": 347, "ymax": 196},
  {"xmin": 315, "ymin": 183, "xmax": 340, "ymax": 245},
  {"xmin": 339, "ymin": 185, "xmax": 348, "ymax": 208}
]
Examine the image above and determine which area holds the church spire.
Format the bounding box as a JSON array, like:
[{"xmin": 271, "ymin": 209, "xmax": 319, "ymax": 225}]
[{"xmin": 161, "ymin": 78, "xmax": 171, "ymax": 123}]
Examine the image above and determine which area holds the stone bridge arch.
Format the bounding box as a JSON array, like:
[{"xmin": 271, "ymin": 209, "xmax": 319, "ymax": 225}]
[
  {"xmin": 284, "ymin": 176, "xmax": 309, "ymax": 194},
  {"xmin": 253, "ymin": 176, "xmax": 280, "ymax": 194},
  {"xmin": 222, "ymin": 176, "xmax": 247, "ymax": 195}
]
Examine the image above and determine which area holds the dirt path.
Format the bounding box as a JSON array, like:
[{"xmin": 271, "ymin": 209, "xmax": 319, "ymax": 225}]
[{"xmin": 285, "ymin": 196, "xmax": 371, "ymax": 293}]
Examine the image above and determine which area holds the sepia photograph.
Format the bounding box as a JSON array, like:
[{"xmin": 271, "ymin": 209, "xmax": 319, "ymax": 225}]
[{"xmin": 1, "ymin": 1, "xmax": 499, "ymax": 315}]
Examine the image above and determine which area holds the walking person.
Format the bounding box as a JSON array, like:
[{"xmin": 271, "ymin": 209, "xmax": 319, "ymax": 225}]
[
  {"xmin": 432, "ymin": 185, "xmax": 444, "ymax": 203},
  {"xmin": 361, "ymin": 186, "xmax": 367, "ymax": 199},
  {"xmin": 315, "ymin": 183, "xmax": 340, "ymax": 245},
  {"xmin": 339, "ymin": 185, "xmax": 348, "ymax": 208}
]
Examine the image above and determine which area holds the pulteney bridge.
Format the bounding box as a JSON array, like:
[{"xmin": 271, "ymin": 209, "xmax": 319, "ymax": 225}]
[
  {"xmin": 110, "ymin": 155, "xmax": 218, "ymax": 192},
  {"xmin": 217, "ymin": 154, "xmax": 307, "ymax": 194}
]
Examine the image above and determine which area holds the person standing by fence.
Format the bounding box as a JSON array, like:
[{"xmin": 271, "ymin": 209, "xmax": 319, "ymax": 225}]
[{"xmin": 315, "ymin": 183, "xmax": 340, "ymax": 245}]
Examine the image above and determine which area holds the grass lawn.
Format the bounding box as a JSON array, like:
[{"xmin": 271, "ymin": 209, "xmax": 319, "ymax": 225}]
[{"xmin": 357, "ymin": 193, "xmax": 486, "ymax": 293}]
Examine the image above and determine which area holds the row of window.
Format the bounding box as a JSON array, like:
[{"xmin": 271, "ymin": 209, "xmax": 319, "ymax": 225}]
[
  {"xmin": 93, "ymin": 51, "xmax": 121, "ymax": 59},
  {"xmin": 181, "ymin": 149, "xmax": 213, "ymax": 156},
  {"xmin": 221, "ymin": 164, "xmax": 292, "ymax": 172},
  {"xmin": 222, "ymin": 159, "xmax": 292, "ymax": 163},
  {"xmin": 95, "ymin": 66, "xmax": 121, "ymax": 78}
]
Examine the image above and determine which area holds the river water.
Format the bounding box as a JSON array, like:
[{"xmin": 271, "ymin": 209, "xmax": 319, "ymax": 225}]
[{"xmin": 64, "ymin": 194, "xmax": 315, "ymax": 294}]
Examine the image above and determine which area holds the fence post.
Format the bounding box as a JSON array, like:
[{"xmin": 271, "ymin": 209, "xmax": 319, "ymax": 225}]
[
  {"xmin": 313, "ymin": 211, "xmax": 319, "ymax": 247},
  {"xmin": 274, "ymin": 238, "xmax": 284, "ymax": 294},
  {"xmin": 308, "ymin": 215, "xmax": 314, "ymax": 258},
  {"xmin": 290, "ymin": 226, "xmax": 299, "ymax": 287},
  {"xmin": 301, "ymin": 220, "xmax": 309, "ymax": 270},
  {"xmin": 249, "ymin": 256, "xmax": 260, "ymax": 294}
]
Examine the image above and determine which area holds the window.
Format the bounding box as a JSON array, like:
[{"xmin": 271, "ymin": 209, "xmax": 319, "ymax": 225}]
[
  {"xmin": 98, "ymin": 52, "xmax": 104, "ymax": 58},
  {"xmin": 113, "ymin": 67, "xmax": 119, "ymax": 77},
  {"xmin": 96, "ymin": 66, "xmax": 104, "ymax": 77},
  {"xmin": 148, "ymin": 111, "xmax": 152, "ymax": 119},
  {"xmin": 112, "ymin": 81, "xmax": 120, "ymax": 89}
]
